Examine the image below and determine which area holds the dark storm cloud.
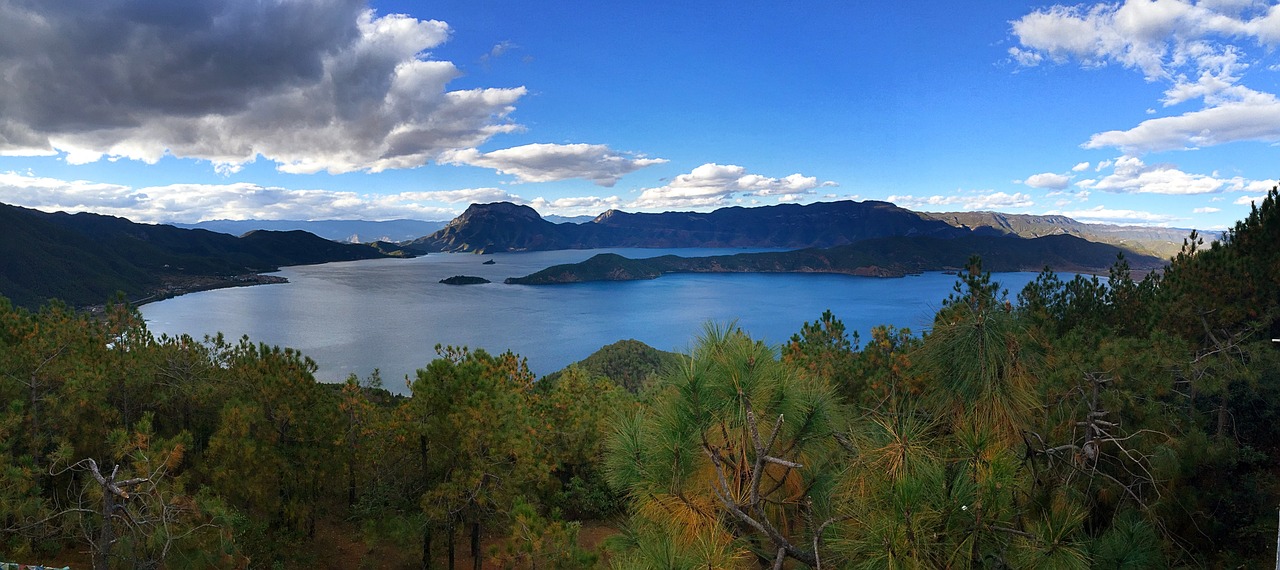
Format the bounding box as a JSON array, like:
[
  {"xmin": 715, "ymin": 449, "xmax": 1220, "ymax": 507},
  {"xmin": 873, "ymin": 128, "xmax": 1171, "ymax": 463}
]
[{"xmin": 0, "ymin": 1, "xmax": 526, "ymax": 173}]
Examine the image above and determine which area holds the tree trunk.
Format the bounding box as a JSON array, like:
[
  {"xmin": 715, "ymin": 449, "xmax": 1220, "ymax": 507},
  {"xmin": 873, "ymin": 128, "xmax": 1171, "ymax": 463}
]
[
  {"xmin": 28, "ymin": 379, "xmax": 43, "ymax": 467},
  {"xmin": 95, "ymin": 489, "xmax": 115, "ymax": 570},
  {"xmin": 447, "ymin": 523, "xmax": 456, "ymax": 570},
  {"xmin": 348, "ymin": 458, "xmax": 357, "ymax": 506},
  {"xmin": 422, "ymin": 527, "xmax": 433, "ymax": 570},
  {"xmin": 1217, "ymin": 393, "xmax": 1230, "ymax": 440},
  {"xmin": 471, "ymin": 521, "xmax": 481, "ymax": 570}
]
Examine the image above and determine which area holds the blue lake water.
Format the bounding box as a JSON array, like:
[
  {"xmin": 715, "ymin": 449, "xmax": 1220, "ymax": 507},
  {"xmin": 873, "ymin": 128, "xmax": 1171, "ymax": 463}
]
[{"xmin": 139, "ymin": 248, "xmax": 1047, "ymax": 392}]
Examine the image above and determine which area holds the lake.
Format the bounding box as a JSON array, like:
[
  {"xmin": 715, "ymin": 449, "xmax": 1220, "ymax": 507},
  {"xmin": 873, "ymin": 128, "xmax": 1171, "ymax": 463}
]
[{"xmin": 140, "ymin": 248, "xmax": 1048, "ymax": 392}]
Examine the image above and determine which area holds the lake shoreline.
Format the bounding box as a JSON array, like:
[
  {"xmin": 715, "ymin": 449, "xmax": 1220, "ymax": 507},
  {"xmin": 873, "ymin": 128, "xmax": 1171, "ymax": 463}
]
[{"xmin": 83, "ymin": 273, "xmax": 289, "ymax": 315}]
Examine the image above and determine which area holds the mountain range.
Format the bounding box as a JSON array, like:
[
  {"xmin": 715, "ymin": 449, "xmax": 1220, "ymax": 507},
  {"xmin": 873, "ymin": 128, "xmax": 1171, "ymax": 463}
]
[
  {"xmin": 921, "ymin": 211, "xmax": 1199, "ymax": 258},
  {"xmin": 407, "ymin": 200, "xmax": 973, "ymax": 254},
  {"xmin": 3, "ymin": 198, "xmax": 1198, "ymax": 310},
  {"xmin": 0, "ymin": 203, "xmax": 402, "ymax": 309},
  {"xmin": 405, "ymin": 200, "xmax": 1200, "ymax": 259}
]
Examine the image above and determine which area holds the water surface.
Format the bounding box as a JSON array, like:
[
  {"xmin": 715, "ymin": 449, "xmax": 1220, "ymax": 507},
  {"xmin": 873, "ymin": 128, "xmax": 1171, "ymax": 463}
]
[{"xmin": 141, "ymin": 248, "xmax": 1045, "ymax": 391}]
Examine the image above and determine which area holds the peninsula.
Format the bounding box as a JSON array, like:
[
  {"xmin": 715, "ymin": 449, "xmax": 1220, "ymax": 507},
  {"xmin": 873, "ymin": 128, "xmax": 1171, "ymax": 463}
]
[{"xmin": 505, "ymin": 234, "xmax": 1164, "ymax": 285}]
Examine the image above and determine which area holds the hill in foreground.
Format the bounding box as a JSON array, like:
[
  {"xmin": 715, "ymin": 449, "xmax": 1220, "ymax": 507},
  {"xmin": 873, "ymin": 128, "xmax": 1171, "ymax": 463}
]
[{"xmin": 540, "ymin": 339, "xmax": 681, "ymax": 394}]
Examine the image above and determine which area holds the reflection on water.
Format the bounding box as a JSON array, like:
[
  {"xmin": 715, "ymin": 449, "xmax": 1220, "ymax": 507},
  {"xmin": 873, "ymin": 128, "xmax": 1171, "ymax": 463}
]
[{"xmin": 140, "ymin": 248, "xmax": 1046, "ymax": 392}]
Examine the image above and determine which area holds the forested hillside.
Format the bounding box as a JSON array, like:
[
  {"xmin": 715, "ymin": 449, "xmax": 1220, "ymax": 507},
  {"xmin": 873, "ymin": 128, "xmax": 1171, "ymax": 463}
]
[
  {"xmin": 505, "ymin": 233, "xmax": 1164, "ymax": 284},
  {"xmin": 0, "ymin": 202, "xmax": 400, "ymax": 309},
  {"xmin": 1, "ymin": 189, "xmax": 1278, "ymax": 568}
]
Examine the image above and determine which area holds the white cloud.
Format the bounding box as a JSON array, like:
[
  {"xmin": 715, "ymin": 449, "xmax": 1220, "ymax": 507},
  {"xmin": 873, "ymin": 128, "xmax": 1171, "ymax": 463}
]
[
  {"xmin": 1023, "ymin": 172, "xmax": 1072, "ymax": 190},
  {"xmin": 527, "ymin": 195, "xmax": 624, "ymax": 216},
  {"xmin": 1085, "ymin": 95, "xmax": 1280, "ymax": 152},
  {"xmin": 1223, "ymin": 177, "xmax": 1278, "ymax": 192},
  {"xmin": 0, "ymin": 4, "xmax": 526, "ymax": 174},
  {"xmin": 1084, "ymin": 156, "xmax": 1229, "ymax": 194},
  {"xmin": 1234, "ymin": 194, "xmax": 1267, "ymax": 205},
  {"xmin": 1046, "ymin": 205, "xmax": 1181, "ymax": 225},
  {"xmin": 396, "ymin": 188, "xmax": 519, "ymax": 204},
  {"xmin": 630, "ymin": 163, "xmax": 834, "ymax": 209},
  {"xmin": 0, "ymin": 171, "xmax": 477, "ymax": 223},
  {"xmin": 0, "ymin": 170, "xmax": 637, "ymax": 222},
  {"xmin": 1193, "ymin": 206, "xmax": 1221, "ymax": 213},
  {"xmin": 439, "ymin": 143, "xmax": 666, "ymax": 186},
  {"xmin": 885, "ymin": 191, "xmax": 1035, "ymax": 211},
  {"xmin": 1072, "ymin": 162, "xmax": 1091, "ymax": 172},
  {"xmin": 1012, "ymin": 1, "xmax": 1280, "ymax": 153}
]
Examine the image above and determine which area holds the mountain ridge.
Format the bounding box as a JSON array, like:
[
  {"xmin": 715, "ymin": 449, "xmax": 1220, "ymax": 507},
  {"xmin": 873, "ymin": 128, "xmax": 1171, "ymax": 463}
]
[
  {"xmin": 407, "ymin": 200, "xmax": 971, "ymax": 253},
  {"xmin": 504, "ymin": 234, "xmax": 1166, "ymax": 285},
  {"xmin": 922, "ymin": 210, "xmax": 1202, "ymax": 258},
  {"xmin": 405, "ymin": 200, "xmax": 1201, "ymax": 259},
  {"xmin": 0, "ymin": 203, "xmax": 402, "ymax": 309}
]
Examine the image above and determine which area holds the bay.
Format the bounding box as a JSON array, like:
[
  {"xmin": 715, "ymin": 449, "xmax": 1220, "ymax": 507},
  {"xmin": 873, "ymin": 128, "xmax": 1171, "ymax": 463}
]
[{"xmin": 140, "ymin": 248, "xmax": 1048, "ymax": 392}]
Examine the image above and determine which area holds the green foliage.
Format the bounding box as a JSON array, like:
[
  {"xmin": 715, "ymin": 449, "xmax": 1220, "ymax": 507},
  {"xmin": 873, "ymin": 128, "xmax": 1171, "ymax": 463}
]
[
  {"xmin": 488, "ymin": 498, "xmax": 597, "ymax": 569},
  {"xmin": 924, "ymin": 257, "xmax": 1040, "ymax": 444},
  {"xmin": 409, "ymin": 345, "xmax": 546, "ymax": 565},
  {"xmin": 542, "ymin": 339, "xmax": 680, "ymax": 395},
  {"xmin": 784, "ymin": 309, "xmax": 860, "ymax": 396},
  {"xmin": 606, "ymin": 324, "xmax": 847, "ymax": 567},
  {"xmin": 534, "ymin": 366, "xmax": 629, "ymax": 520}
]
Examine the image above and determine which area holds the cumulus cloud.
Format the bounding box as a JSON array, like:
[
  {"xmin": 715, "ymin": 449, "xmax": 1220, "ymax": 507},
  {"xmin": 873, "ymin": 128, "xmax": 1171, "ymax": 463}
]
[
  {"xmin": 1011, "ymin": 1, "xmax": 1280, "ymax": 153},
  {"xmin": 1086, "ymin": 95, "xmax": 1280, "ymax": 152},
  {"xmin": 1193, "ymin": 206, "xmax": 1221, "ymax": 213},
  {"xmin": 1078, "ymin": 156, "xmax": 1228, "ymax": 194},
  {"xmin": 1075, "ymin": 156, "xmax": 1277, "ymax": 195},
  {"xmin": 0, "ymin": 2, "xmax": 526, "ymax": 173},
  {"xmin": 439, "ymin": 143, "xmax": 666, "ymax": 186},
  {"xmin": 1046, "ymin": 205, "xmax": 1181, "ymax": 225},
  {"xmin": 527, "ymin": 195, "xmax": 624, "ymax": 216},
  {"xmin": 1235, "ymin": 194, "xmax": 1268, "ymax": 205},
  {"xmin": 1023, "ymin": 172, "xmax": 1072, "ymax": 190},
  {"xmin": 631, "ymin": 163, "xmax": 834, "ymax": 209},
  {"xmin": 397, "ymin": 188, "xmax": 519, "ymax": 204},
  {"xmin": 1072, "ymin": 162, "xmax": 1091, "ymax": 172},
  {"xmin": 1224, "ymin": 177, "xmax": 1278, "ymax": 192},
  {"xmin": 885, "ymin": 191, "xmax": 1035, "ymax": 211},
  {"xmin": 0, "ymin": 171, "xmax": 489, "ymax": 223},
  {"xmin": 0, "ymin": 170, "xmax": 637, "ymax": 222}
]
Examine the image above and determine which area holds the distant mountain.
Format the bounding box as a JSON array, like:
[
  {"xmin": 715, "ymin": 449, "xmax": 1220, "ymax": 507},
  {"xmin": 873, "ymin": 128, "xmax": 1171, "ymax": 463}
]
[
  {"xmin": 406, "ymin": 200, "xmax": 968, "ymax": 253},
  {"xmin": 505, "ymin": 234, "xmax": 1165, "ymax": 285},
  {"xmin": 0, "ymin": 203, "xmax": 400, "ymax": 309},
  {"xmin": 176, "ymin": 219, "xmax": 447, "ymax": 243},
  {"xmin": 923, "ymin": 211, "xmax": 1204, "ymax": 259}
]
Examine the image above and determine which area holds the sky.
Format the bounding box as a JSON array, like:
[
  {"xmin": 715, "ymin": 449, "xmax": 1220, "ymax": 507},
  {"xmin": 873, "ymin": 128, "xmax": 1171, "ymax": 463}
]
[{"xmin": 3, "ymin": 0, "xmax": 1280, "ymax": 230}]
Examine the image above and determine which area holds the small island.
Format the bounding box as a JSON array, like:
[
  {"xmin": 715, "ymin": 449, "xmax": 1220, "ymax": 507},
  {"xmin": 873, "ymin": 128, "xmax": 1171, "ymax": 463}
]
[
  {"xmin": 440, "ymin": 275, "xmax": 491, "ymax": 285},
  {"xmin": 482, "ymin": 259, "xmax": 496, "ymax": 265}
]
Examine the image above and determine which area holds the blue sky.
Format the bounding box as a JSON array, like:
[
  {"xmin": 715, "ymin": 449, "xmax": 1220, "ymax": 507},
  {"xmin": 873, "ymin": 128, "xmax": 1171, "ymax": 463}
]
[{"xmin": 2, "ymin": 1, "xmax": 1279, "ymax": 230}]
